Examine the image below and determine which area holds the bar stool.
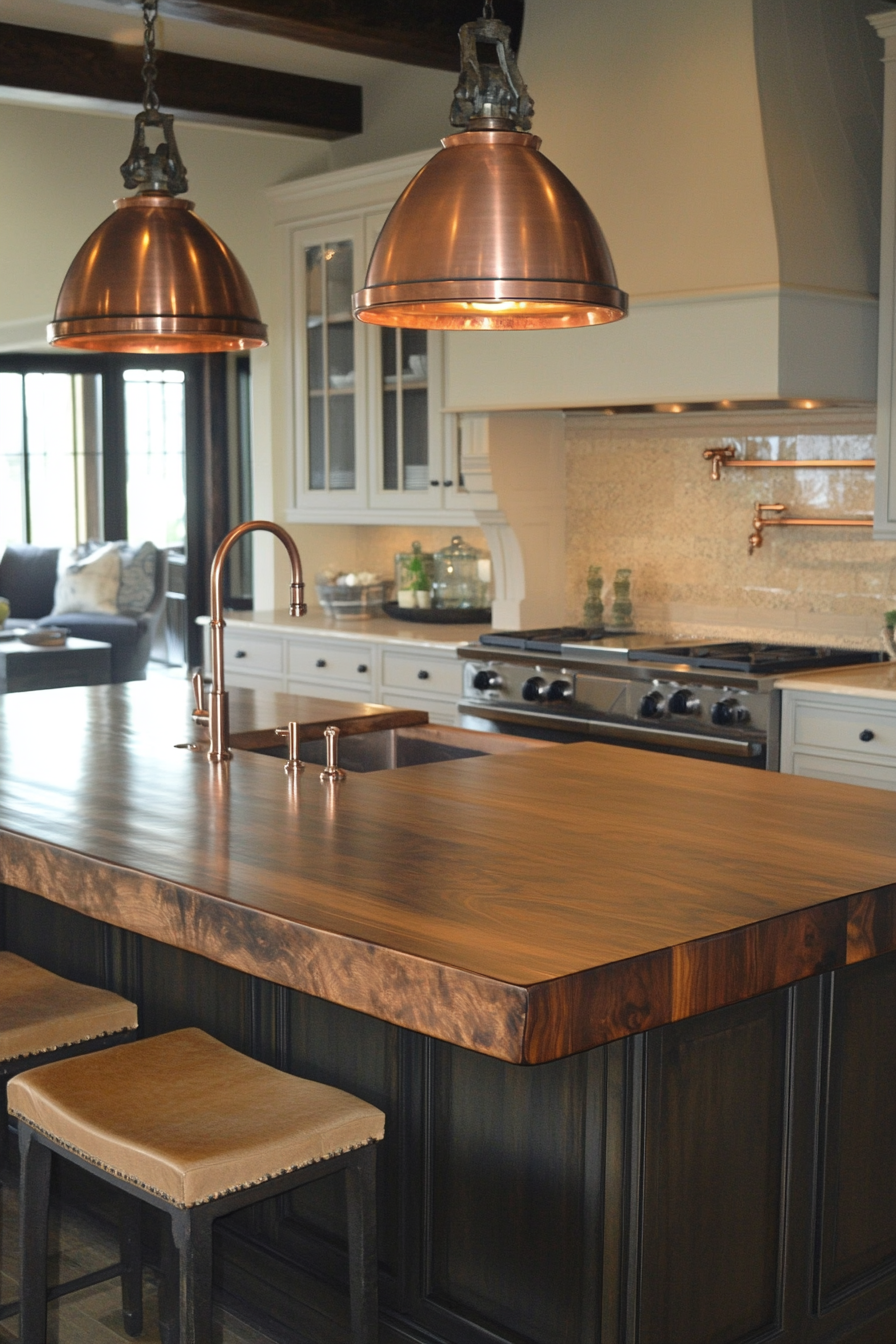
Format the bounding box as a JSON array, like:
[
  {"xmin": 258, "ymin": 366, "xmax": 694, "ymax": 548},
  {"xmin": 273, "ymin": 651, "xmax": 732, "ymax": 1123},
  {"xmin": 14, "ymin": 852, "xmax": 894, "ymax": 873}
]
[
  {"xmin": 9, "ymin": 1026, "xmax": 386, "ymax": 1344},
  {"xmin": 0, "ymin": 951, "xmax": 140, "ymax": 1325}
]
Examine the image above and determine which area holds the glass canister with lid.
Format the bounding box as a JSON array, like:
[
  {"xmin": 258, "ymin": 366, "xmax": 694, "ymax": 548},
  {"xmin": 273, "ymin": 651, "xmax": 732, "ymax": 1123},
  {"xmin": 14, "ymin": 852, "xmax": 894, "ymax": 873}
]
[{"xmin": 432, "ymin": 534, "xmax": 491, "ymax": 609}]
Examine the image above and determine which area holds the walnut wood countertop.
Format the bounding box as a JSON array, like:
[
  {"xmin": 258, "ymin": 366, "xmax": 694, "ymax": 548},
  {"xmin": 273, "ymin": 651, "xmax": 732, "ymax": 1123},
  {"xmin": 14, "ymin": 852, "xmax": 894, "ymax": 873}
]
[{"xmin": 2, "ymin": 681, "xmax": 896, "ymax": 1064}]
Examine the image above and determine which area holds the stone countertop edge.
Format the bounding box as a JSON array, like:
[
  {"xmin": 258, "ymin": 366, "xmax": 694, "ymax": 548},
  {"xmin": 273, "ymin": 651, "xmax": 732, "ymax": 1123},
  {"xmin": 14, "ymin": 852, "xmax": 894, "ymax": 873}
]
[
  {"xmin": 775, "ymin": 662, "xmax": 896, "ymax": 699},
  {"xmin": 197, "ymin": 609, "xmax": 492, "ymax": 650}
]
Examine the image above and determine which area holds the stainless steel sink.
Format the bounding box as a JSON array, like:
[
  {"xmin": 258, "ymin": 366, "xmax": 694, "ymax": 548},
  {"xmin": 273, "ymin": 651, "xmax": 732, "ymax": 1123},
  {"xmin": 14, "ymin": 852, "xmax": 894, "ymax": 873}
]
[{"xmin": 241, "ymin": 723, "xmax": 546, "ymax": 772}]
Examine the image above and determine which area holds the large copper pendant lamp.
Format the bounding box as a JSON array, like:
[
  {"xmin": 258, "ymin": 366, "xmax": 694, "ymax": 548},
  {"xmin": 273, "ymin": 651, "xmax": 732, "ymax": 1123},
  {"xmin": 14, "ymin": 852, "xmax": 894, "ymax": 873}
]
[
  {"xmin": 353, "ymin": 4, "xmax": 627, "ymax": 331},
  {"xmin": 48, "ymin": 0, "xmax": 266, "ymax": 353}
]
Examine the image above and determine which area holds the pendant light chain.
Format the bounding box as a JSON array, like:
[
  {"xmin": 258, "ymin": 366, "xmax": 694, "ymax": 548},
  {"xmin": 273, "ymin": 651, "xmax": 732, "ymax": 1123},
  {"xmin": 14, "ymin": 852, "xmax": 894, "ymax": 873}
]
[
  {"xmin": 483, "ymin": 2, "xmax": 494, "ymax": 15},
  {"xmin": 120, "ymin": 0, "xmax": 189, "ymax": 196},
  {"xmin": 141, "ymin": 0, "xmax": 161, "ymax": 114}
]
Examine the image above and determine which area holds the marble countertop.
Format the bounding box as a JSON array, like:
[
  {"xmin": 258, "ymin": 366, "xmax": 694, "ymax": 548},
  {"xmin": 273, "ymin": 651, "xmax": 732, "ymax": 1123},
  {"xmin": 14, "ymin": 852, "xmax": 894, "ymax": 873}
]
[
  {"xmin": 776, "ymin": 662, "xmax": 896, "ymax": 699},
  {"xmin": 210, "ymin": 609, "xmax": 492, "ymax": 651}
]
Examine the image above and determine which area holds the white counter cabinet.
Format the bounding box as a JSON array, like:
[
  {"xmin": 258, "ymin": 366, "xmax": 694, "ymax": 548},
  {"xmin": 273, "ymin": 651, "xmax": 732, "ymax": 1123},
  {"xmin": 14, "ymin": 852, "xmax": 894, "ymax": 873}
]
[
  {"xmin": 778, "ymin": 663, "xmax": 896, "ymax": 790},
  {"xmin": 212, "ymin": 612, "xmax": 489, "ymax": 726}
]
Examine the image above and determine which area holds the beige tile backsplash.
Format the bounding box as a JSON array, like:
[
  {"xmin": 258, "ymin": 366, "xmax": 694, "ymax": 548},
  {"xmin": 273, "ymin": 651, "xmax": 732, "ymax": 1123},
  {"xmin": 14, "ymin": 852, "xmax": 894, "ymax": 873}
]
[{"xmin": 565, "ymin": 424, "xmax": 895, "ymax": 647}]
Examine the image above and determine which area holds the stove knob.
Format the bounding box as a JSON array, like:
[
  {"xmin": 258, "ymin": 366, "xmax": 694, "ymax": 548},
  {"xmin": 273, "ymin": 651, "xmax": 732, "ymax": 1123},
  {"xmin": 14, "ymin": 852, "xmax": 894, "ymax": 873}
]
[
  {"xmin": 545, "ymin": 679, "xmax": 574, "ymax": 703},
  {"xmin": 668, "ymin": 689, "xmax": 700, "ymax": 716},
  {"xmin": 472, "ymin": 669, "xmax": 502, "ymax": 691},
  {"xmin": 711, "ymin": 697, "xmax": 750, "ymax": 726},
  {"xmin": 639, "ymin": 690, "xmax": 665, "ymax": 718},
  {"xmin": 522, "ymin": 676, "xmax": 548, "ymax": 703}
]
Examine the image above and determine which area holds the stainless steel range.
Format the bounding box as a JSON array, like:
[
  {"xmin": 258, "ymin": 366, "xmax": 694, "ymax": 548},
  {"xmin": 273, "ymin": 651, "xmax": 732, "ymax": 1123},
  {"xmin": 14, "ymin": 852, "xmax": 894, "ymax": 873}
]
[{"xmin": 457, "ymin": 629, "xmax": 883, "ymax": 769}]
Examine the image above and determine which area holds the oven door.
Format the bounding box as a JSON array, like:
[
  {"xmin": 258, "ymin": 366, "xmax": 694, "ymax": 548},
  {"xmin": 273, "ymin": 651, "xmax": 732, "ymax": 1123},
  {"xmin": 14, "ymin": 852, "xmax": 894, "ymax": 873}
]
[{"xmin": 457, "ymin": 702, "xmax": 768, "ymax": 768}]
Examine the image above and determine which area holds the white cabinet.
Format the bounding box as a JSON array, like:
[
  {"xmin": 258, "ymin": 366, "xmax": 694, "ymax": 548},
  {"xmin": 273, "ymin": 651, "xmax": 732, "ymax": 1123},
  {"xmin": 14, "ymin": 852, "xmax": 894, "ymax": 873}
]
[
  {"xmin": 269, "ymin": 154, "xmax": 477, "ymax": 526},
  {"xmin": 208, "ymin": 620, "xmax": 466, "ymax": 725},
  {"xmin": 780, "ymin": 689, "xmax": 896, "ymax": 791}
]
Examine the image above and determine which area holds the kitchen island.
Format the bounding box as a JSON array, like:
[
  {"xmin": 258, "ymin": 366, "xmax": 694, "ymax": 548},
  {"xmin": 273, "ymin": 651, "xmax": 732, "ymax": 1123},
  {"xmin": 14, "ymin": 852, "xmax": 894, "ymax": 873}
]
[{"xmin": 2, "ymin": 681, "xmax": 896, "ymax": 1344}]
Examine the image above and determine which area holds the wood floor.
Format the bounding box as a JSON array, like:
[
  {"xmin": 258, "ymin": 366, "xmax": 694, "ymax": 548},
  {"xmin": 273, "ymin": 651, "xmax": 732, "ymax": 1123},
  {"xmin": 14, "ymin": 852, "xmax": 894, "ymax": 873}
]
[{"xmin": 0, "ymin": 1179, "xmax": 279, "ymax": 1344}]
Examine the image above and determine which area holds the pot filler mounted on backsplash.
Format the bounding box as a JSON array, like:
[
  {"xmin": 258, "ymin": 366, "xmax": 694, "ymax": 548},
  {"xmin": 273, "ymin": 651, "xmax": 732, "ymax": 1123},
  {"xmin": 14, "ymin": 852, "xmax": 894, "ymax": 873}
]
[{"xmin": 562, "ymin": 429, "xmax": 893, "ymax": 648}]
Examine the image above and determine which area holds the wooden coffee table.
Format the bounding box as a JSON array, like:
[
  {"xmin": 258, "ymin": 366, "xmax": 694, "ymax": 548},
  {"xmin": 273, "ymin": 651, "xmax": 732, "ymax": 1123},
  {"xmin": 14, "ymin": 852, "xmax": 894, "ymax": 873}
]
[{"xmin": 0, "ymin": 635, "xmax": 112, "ymax": 693}]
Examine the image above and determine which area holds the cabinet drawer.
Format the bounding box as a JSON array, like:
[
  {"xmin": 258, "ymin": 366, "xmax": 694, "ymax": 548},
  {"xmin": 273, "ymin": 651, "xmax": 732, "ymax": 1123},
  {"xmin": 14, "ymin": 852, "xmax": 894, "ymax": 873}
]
[
  {"xmin": 224, "ymin": 634, "xmax": 283, "ymax": 675},
  {"xmin": 790, "ymin": 750, "xmax": 896, "ymax": 792},
  {"xmin": 286, "ymin": 678, "xmax": 372, "ymax": 705},
  {"xmin": 227, "ymin": 669, "xmax": 285, "ymax": 692},
  {"xmin": 287, "ymin": 641, "xmax": 374, "ymax": 688},
  {"xmin": 381, "ymin": 650, "xmax": 463, "ymax": 698},
  {"xmin": 792, "ymin": 699, "xmax": 896, "ymax": 761}
]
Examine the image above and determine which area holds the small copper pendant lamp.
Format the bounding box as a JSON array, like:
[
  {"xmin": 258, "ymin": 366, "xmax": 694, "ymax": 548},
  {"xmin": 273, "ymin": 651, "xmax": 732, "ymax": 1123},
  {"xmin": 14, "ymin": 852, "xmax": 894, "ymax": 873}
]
[
  {"xmin": 353, "ymin": 4, "xmax": 627, "ymax": 331},
  {"xmin": 48, "ymin": 0, "xmax": 266, "ymax": 353}
]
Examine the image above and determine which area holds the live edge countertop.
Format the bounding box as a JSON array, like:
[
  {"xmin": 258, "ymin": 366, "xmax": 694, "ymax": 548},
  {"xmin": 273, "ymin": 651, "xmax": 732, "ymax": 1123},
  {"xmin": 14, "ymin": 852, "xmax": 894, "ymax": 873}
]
[{"xmin": 2, "ymin": 680, "xmax": 896, "ymax": 1065}]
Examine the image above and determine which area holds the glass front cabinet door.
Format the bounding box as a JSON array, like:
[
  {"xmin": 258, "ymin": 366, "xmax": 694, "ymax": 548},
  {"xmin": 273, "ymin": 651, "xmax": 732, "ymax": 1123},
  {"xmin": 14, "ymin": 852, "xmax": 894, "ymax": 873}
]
[{"xmin": 290, "ymin": 211, "xmax": 464, "ymax": 521}]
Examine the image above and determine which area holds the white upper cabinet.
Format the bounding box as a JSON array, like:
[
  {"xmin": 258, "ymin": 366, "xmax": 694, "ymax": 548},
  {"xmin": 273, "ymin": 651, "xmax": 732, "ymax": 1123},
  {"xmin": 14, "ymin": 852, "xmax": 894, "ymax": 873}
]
[{"xmin": 269, "ymin": 154, "xmax": 477, "ymax": 525}]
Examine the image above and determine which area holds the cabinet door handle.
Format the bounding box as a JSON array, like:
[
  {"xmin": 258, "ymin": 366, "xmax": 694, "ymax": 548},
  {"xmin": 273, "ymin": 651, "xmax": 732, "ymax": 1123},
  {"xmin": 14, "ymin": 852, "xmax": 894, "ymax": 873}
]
[
  {"xmin": 860, "ymin": 729, "xmax": 875, "ymax": 742},
  {"xmin": 430, "ymin": 479, "xmax": 440, "ymax": 487},
  {"xmin": 234, "ymin": 650, "xmax": 247, "ymax": 659},
  {"xmin": 315, "ymin": 658, "xmax": 327, "ymax": 668},
  {"xmin": 443, "ymin": 480, "xmax": 454, "ymax": 487},
  {"xmin": 417, "ymin": 669, "xmax": 430, "ymax": 680},
  {"xmin": 357, "ymin": 664, "xmax": 368, "ymax": 674}
]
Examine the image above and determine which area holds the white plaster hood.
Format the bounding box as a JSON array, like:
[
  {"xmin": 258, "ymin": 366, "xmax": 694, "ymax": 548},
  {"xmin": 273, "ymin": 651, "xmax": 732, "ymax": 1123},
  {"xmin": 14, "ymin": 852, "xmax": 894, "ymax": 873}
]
[{"xmin": 443, "ymin": 0, "xmax": 882, "ymax": 414}]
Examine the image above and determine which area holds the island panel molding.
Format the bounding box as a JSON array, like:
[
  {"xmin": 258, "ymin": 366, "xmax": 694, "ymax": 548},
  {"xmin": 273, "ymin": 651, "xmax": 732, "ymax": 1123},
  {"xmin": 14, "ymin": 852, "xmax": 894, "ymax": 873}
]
[{"xmin": 1, "ymin": 683, "xmax": 896, "ymax": 1062}]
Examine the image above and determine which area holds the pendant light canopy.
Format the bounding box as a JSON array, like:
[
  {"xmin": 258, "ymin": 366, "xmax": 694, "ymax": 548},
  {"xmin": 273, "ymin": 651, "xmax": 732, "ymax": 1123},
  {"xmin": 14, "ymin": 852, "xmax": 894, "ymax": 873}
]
[
  {"xmin": 353, "ymin": 5, "xmax": 627, "ymax": 331},
  {"xmin": 48, "ymin": 0, "xmax": 266, "ymax": 353}
]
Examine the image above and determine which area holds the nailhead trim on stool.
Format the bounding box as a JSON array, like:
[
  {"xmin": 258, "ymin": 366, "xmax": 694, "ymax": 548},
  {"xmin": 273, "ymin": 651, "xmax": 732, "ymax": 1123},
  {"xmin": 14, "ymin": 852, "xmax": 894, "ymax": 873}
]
[
  {"xmin": 11, "ymin": 1027, "xmax": 386, "ymax": 1344},
  {"xmin": 0, "ymin": 952, "xmax": 139, "ymax": 1328}
]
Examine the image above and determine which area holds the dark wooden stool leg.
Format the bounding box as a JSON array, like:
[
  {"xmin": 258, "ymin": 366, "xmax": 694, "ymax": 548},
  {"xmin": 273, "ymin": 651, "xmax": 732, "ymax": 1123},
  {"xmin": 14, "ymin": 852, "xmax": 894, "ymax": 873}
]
[
  {"xmin": 171, "ymin": 1206, "xmax": 214, "ymax": 1344},
  {"xmin": 0, "ymin": 1078, "xmax": 8, "ymax": 1316},
  {"xmin": 18, "ymin": 1124, "xmax": 52, "ymax": 1344},
  {"xmin": 159, "ymin": 1216, "xmax": 179, "ymax": 1344},
  {"xmin": 119, "ymin": 1192, "xmax": 143, "ymax": 1336},
  {"xmin": 345, "ymin": 1144, "xmax": 379, "ymax": 1344}
]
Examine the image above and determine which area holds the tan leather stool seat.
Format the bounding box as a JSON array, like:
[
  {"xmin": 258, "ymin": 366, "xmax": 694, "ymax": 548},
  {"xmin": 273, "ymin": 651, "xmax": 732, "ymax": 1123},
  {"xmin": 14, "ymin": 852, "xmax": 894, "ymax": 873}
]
[
  {"xmin": 8, "ymin": 1027, "xmax": 386, "ymax": 1208},
  {"xmin": 0, "ymin": 952, "xmax": 138, "ymax": 1064}
]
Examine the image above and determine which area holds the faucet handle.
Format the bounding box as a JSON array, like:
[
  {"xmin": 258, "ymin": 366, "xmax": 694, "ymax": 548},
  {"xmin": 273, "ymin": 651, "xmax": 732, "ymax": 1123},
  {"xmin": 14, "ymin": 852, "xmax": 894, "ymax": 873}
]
[
  {"xmin": 275, "ymin": 722, "xmax": 303, "ymax": 774},
  {"xmin": 191, "ymin": 671, "xmax": 209, "ymax": 721},
  {"xmin": 321, "ymin": 725, "xmax": 346, "ymax": 781}
]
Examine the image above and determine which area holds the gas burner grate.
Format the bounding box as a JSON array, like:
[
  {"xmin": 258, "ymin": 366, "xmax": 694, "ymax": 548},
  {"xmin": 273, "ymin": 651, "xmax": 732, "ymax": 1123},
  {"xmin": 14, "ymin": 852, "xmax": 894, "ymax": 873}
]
[{"xmin": 629, "ymin": 642, "xmax": 882, "ymax": 673}]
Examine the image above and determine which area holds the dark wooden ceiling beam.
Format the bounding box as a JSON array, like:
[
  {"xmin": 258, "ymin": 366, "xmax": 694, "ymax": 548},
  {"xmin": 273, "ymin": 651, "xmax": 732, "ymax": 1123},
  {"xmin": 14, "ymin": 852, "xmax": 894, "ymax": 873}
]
[
  {"xmin": 0, "ymin": 21, "xmax": 362, "ymax": 138},
  {"xmin": 158, "ymin": 0, "xmax": 525, "ymax": 71}
]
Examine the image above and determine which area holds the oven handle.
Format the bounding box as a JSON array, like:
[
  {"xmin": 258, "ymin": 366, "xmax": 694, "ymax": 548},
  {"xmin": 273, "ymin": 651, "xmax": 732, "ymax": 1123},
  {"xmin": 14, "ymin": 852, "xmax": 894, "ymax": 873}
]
[{"xmin": 459, "ymin": 703, "xmax": 763, "ymax": 758}]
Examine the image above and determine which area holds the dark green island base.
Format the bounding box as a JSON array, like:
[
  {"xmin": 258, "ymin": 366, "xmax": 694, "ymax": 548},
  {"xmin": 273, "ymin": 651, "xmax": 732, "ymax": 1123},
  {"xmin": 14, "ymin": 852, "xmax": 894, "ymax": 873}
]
[{"xmin": 2, "ymin": 682, "xmax": 896, "ymax": 1344}]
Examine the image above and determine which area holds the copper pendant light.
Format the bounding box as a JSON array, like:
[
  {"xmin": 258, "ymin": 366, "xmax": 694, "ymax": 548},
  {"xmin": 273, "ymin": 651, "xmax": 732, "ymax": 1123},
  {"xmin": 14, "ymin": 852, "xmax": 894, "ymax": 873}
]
[
  {"xmin": 48, "ymin": 0, "xmax": 267, "ymax": 353},
  {"xmin": 353, "ymin": 4, "xmax": 627, "ymax": 331}
]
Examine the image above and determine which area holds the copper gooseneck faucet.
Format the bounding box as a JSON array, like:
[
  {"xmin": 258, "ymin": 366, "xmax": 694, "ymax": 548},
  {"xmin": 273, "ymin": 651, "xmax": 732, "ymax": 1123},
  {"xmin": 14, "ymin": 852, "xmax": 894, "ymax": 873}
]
[{"xmin": 194, "ymin": 521, "xmax": 306, "ymax": 762}]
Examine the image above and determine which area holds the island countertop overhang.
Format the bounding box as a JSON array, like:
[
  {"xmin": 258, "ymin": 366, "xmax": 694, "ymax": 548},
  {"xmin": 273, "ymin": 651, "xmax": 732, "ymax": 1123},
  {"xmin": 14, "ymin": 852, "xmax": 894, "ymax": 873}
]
[{"xmin": 1, "ymin": 680, "xmax": 896, "ymax": 1063}]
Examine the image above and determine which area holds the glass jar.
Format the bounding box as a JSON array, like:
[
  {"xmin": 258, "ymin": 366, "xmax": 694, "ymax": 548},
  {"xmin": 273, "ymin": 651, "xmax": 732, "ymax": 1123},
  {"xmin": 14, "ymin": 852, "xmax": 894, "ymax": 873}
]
[
  {"xmin": 394, "ymin": 541, "xmax": 435, "ymax": 609},
  {"xmin": 432, "ymin": 535, "xmax": 490, "ymax": 609}
]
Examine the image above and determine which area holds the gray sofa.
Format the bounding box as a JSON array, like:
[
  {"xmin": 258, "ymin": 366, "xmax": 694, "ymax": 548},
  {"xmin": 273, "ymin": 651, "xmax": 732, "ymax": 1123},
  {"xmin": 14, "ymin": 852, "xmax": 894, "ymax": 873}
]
[{"xmin": 0, "ymin": 544, "xmax": 168, "ymax": 683}]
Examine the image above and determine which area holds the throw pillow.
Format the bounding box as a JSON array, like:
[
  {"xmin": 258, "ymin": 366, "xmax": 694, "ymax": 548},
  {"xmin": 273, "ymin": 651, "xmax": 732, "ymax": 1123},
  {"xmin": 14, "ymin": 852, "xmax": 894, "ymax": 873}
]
[
  {"xmin": 117, "ymin": 540, "xmax": 158, "ymax": 617},
  {"xmin": 52, "ymin": 542, "xmax": 122, "ymax": 616}
]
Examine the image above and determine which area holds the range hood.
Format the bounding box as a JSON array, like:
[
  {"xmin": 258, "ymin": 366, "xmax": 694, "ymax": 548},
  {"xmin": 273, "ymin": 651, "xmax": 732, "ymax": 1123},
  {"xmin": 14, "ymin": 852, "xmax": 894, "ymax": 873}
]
[{"xmin": 442, "ymin": 0, "xmax": 882, "ymax": 415}]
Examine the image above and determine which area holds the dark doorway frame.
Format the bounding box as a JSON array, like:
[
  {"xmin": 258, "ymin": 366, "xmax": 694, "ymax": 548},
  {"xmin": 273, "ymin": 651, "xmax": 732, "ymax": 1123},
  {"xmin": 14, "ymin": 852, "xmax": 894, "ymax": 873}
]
[{"xmin": 0, "ymin": 351, "xmax": 247, "ymax": 667}]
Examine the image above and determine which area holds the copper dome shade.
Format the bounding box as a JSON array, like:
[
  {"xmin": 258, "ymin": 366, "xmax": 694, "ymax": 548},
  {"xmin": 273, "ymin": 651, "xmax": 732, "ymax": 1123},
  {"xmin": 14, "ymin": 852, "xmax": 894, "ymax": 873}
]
[
  {"xmin": 48, "ymin": 193, "xmax": 267, "ymax": 354},
  {"xmin": 353, "ymin": 8, "xmax": 627, "ymax": 332},
  {"xmin": 48, "ymin": 0, "xmax": 265, "ymax": 354},
  {"xmin": 353, "ymin": 130, "xmax": 627, "ymax": 331}
]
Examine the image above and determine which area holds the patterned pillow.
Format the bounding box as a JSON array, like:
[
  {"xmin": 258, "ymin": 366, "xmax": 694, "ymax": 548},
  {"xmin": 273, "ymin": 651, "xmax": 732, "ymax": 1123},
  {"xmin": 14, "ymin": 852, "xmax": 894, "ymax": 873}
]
[
  {"xmin": 117, "ymin": 541, "xmax": 158, "ymax": 617},
  {"xmin": 52, "ymin": 542, "xmax": 122, "ymax": 616}
]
